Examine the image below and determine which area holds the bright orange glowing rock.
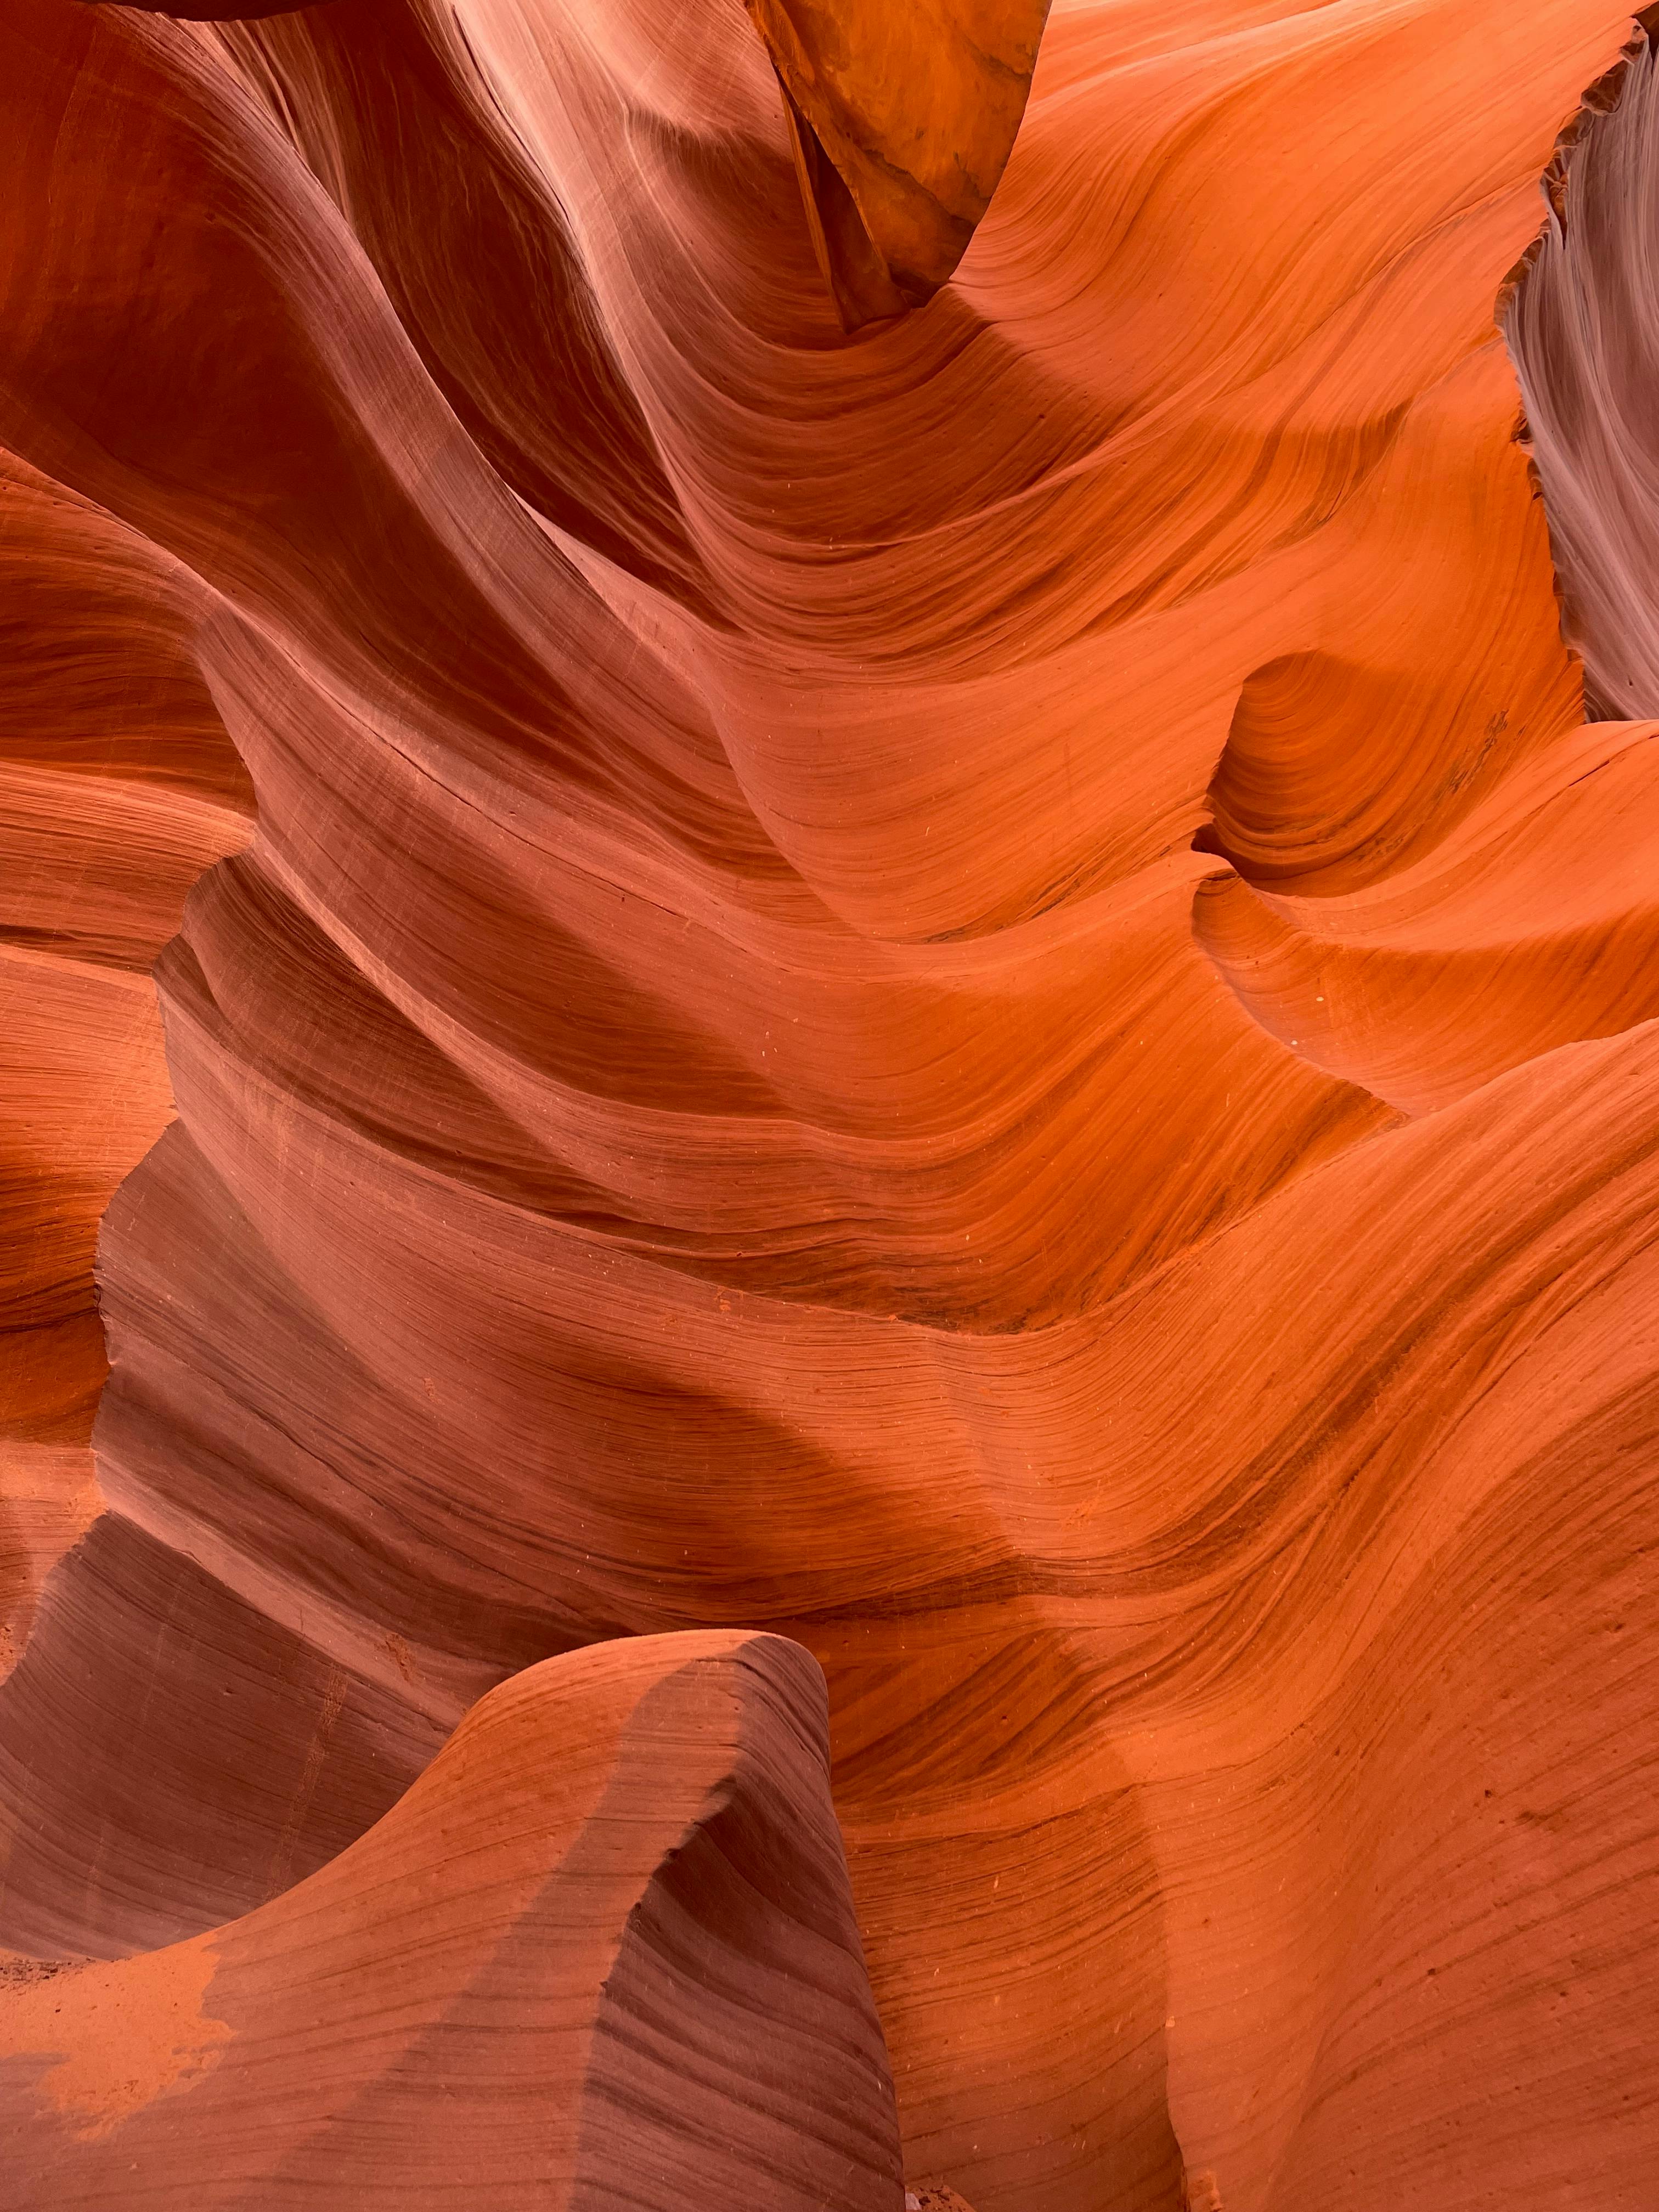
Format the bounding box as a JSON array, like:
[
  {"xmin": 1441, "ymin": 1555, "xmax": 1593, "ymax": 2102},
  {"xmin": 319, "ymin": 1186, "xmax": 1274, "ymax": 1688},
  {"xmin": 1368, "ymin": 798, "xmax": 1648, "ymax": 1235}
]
[{"xmin": 2, "ymin": 1, "xmax": 1656, "ymax": 2206}]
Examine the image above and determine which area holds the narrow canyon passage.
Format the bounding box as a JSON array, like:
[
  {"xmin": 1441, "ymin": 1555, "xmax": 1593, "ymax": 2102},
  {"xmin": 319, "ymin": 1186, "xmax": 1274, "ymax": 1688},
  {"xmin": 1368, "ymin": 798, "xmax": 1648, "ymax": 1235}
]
[{"xmin": 1, "ymin": 1, "xmax": 1656, "ymax": 2205}]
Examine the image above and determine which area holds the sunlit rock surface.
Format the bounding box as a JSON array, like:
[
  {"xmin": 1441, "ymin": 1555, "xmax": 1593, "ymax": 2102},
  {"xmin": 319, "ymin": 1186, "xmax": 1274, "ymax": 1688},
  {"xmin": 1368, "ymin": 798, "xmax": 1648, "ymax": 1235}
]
[{"xmin": 1, "ymin": 0, "xmax": 1656, "ymax": 2205}]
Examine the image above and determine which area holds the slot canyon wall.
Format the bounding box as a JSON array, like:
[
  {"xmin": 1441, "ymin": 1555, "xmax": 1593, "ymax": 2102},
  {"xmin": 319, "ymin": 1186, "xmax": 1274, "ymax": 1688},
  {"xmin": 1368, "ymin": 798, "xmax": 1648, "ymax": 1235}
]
[{"xmin": 2, "ymin": 0, "xmax": 1657, "ymax": 2204}]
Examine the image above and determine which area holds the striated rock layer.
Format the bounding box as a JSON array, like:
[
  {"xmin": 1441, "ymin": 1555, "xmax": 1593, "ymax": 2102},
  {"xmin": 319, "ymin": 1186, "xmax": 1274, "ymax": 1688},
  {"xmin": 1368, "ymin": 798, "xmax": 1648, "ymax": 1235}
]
[
  {"xmin": 2, "ymin": 0, "xmax": 1657, "ymax": 2205},
  {"xmin": 0, "ymin": 455, "xmax": 251, "ymax": 1679},
  {"xmin": 2, "ymin": 1631, "xmax": 904, "ymax": 2210},
  {"xmin": 1506, "ymin": 6, "xmax": 1659, "ymax": 717}
]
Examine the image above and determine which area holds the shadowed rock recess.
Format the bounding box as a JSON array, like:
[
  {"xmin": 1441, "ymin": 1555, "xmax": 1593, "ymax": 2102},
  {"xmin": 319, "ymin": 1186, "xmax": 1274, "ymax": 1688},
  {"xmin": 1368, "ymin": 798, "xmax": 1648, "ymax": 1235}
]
[{"xmin": 0, "ymin": 0, "xmax": 1655, "ymax": 2205}]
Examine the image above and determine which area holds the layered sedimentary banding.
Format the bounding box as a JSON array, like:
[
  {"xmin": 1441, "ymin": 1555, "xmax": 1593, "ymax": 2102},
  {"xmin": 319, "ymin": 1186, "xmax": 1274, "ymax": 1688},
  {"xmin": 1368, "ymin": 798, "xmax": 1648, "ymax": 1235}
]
[
  {"xmin": 2, "ymin": 1631, "xmax": 904, "ymax": 2211},
  {"xmin": 0, "ymin": 453, "xmax": 251, "ymax": 1680},
  {"xmin": 2, "ymin": 0, "xmax": 1657, "ymax": 2207},
  {"xmin": 1505, "ymin": 6, "xmax": 1659, "ymax": 716}
]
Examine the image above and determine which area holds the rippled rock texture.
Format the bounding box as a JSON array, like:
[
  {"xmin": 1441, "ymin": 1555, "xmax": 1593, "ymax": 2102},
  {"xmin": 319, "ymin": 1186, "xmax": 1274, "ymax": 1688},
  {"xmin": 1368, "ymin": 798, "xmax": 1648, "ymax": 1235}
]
[
  {"xmin": 2, "ymin": 0, "xmax": 1657, "ymax": 2205},
  {"xmin": 1506, "ymin": 7, "xmax": 1659, "ymax": 718},
  {"xmin": 3, "ymin": 1631, "xmax": 902, "ymax": 2210}
]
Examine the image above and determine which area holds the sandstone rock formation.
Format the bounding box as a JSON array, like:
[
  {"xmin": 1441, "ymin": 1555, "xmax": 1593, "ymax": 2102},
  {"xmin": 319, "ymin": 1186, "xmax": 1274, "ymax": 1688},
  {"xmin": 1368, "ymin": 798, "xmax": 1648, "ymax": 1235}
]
[
  {"xmin": 1506, "ymin": 7, "xmax": 1659, "ymax": 718},
  {"xmin": 1, "ymin": 0, "xmax": 1656, "ymax": 2205},
  {"xmin": 2, "ymin": 1631, "xmax": 903, "ymax": 2210}
]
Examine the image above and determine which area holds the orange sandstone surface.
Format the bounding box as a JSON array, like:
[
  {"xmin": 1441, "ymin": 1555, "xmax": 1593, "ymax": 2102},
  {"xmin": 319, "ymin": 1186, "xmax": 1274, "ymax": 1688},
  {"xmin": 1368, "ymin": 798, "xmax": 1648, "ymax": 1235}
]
[{"xmin": 1, "ymin": 1, "xmax": 1656, "ymax": 2205}]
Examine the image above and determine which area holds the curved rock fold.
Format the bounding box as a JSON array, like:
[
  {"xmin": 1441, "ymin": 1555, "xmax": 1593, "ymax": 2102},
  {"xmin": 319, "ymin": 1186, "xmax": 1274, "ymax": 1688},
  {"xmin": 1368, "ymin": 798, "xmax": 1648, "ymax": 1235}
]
[
  {"xmin": 2, "ymin": 1632, "xmax": 903, "ymax": 2211},
  {"xmin": 2, "ymin": 0, "xmax": 1657, "ymax": 2205}
]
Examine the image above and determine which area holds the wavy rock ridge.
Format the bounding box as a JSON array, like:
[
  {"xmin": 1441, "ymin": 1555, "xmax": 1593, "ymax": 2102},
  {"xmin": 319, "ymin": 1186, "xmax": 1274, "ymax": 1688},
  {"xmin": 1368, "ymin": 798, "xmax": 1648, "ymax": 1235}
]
[
  {"xmin": 4, "ymin": 1632, "xmax": 903, "ymax": 2210},
  {"xmin": 2, "ymin": 0, "xmax": 1658, "ymax": 2205}
]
